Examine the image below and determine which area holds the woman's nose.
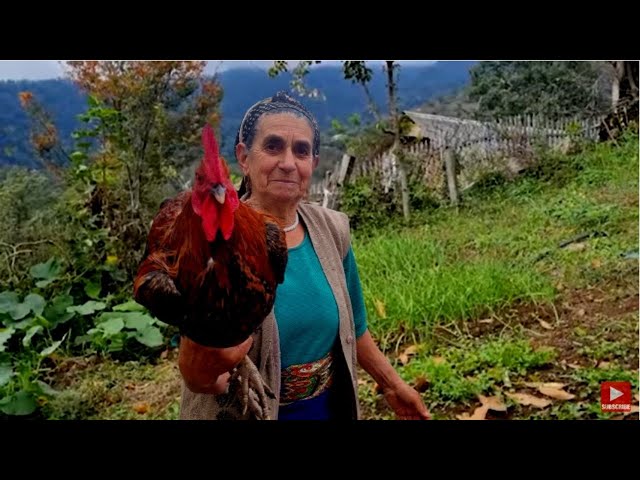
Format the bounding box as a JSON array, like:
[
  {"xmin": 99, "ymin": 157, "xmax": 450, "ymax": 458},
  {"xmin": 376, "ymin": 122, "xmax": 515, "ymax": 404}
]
[{"xmin": 278, "ymin": 148, "xmax": 296, "ymax": 172}]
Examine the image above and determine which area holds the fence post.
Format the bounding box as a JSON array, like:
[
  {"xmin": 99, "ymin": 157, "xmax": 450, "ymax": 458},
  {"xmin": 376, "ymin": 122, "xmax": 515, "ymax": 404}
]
[{"xmin": 444, "ymin": 148, "xmax": 459, "ymax": 206}]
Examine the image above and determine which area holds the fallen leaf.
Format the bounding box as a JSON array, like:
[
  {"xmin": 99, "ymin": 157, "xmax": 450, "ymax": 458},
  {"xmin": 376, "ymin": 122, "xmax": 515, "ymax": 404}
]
[
  {"xmin": 506, "ymin": 392, "xmax": 552, "ymax": 408},
  {"xmin": 597, "ymin": 361, "xmax": 612, "ymax": 369},
  {"xmin": 160, "ymin": 349, "xmax": 169, "ymax": 359},
  {"xmin": 567, "ymin": 363, "xmax": 581, "ymax": 370},
  {"xmin": 432, "ymin": 356, "xmax": 445, "ymax": 365},
  {"xmin": 538, "ymin": 319, "xmax": 553, "ymax": 330},
  {"xmin": 635, "ymin": 393, "xmax": 639, "ymax": 402},
  {"xmin": 478, "ymin": 318, "xmax": 493, "ymax": 324},
  {"xmin": 538, "ymin": 386, "xmax": 575, "ymax": 400},
  {"xmin": 133, "ymin": 402, "xmax": 150, "ymax": 414},
  {"xmin": 525, "ymin": 382, "xmax": 566, "ymax": 389},
  {"xmin": 478, "ymin": 394, "xmax": 507, "ymax": 412},
  {"xmin": 591, "ymin": 258, "xmax": 602, "ymax": 268},
  {"xmin": 398, "ymin": 345, "xmax": 419, "ymax": 365},
  {"xmin": 373, "ymin": 298, "xmax": 386, "ymax": 319},
  {"xmin": 457, "ymin": 405, "xmax": 489, "ymax": 420},
  {"xmin": 576, "ymin": 308, "xmax": 585, "ymax": 317},
  {"xmin": 414, "ymin": 376, "xmax": 429, "ymax": 393}
]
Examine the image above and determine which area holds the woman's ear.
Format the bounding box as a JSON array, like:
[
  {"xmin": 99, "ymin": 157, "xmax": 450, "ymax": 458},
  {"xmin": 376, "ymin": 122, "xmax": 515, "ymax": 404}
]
[{"xmin": 236, "ymin": 143, "xmax": 249, "ymax": 175}]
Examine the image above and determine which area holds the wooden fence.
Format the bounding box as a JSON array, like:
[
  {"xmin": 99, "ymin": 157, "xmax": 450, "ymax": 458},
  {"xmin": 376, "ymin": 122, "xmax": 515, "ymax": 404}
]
[{"xmin": 307, "ymin": 113, "xmax": 605, "ymax": 208}]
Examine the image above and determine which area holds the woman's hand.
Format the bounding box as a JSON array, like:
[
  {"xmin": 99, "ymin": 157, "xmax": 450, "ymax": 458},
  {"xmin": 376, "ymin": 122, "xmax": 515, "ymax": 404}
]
[
  {"xmin": 178, "ymin": 335, "xmax": 253, "ymax": 394},
  {"xmin": 356, "ymin": 330, "xmax": 431, "ymax": 420},
  {"xmin": 382, "ymin": 382, "xmax": 431, "ymax": 420}
]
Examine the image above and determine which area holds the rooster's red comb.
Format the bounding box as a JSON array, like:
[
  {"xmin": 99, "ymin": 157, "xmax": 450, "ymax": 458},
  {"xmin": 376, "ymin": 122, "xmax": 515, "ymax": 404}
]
[{"xmin": 202, "ymin": 123, "xmax": 222, "ymax": 180}]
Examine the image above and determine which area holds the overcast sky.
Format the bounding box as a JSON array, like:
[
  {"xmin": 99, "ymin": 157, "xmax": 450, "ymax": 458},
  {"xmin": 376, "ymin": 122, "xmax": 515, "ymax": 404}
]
[{"xmin": 0, "ymin": 60, "xmax": 438, "ymax": 80}]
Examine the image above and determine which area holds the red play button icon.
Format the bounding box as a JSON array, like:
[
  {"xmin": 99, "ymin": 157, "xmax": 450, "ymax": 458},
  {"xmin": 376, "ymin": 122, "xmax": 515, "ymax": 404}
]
[{"xmin": 601, "ymin": 381, "xmax": 632, "ymax": 412}]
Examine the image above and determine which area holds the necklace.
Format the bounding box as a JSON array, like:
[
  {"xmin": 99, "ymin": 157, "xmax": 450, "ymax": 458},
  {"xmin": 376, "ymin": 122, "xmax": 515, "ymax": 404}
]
[{"xmin": 283, "ymin": 213, "xmax": 299, "ymax": 233}]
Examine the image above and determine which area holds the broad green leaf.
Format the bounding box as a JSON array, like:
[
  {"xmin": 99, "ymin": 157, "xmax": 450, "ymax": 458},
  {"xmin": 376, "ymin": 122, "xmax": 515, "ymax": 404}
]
[
  {"xmin": 10, "ymin": 303, "xmax": 31, "ymax": 320},
  {"xmin": 124, "ymin": 313, "xmax": 154, "ymax": 331},
  {"xmin": 29, "ymin": 257, "xmax": 61, "ymax": 281},
  {"xmin": 98, "ymin": 318, "xmax": 125, "ymax": 336},
  {"xmin": 0, "ymin": 291, "xmax": 19, "ymax": 314},
  {"xmin": 112, "ymin": 300, "xmax": 146, "ymax": 312},
  {"xmin": 36, "ymin": 279, "xmax": 56, "ymax": 289},
  {"xmin": 98, "ymin": 311, "xmax": 153, "ymax": 331},
  {"xmin": 24, "ymin": 293, "xmax": 46, "ymax": 316},
  {"xmin": 67, "ymin": 301, "xmax": 106, "ymax": 316},
  {"xmin": 135, "ymin": 326, "xmax": 164, "ymax": 348},
  {"xmin": 84, "ymin": 280, "xmax": 101, "ymax": 300},
  {"xmin": 0, "ymin": 365, "xmax": 14, "ymax": 386},
  {"xmin": 0, "ymin": 391, "xmax": 37, "ymax": 416},
  {"xmin": 12, "ymin": 317, "xmax": 36, "ymax": 330},
  {"xmin": 44, "ymin": 294, "xmax": 75, "ymax": 326},
  {"xmin": 0, "ymin": 327, "xmax": 15, "ymax": 352},
  {"xmin": 23, "ymin": 326, "xmax": 43, "ymax": 347}
]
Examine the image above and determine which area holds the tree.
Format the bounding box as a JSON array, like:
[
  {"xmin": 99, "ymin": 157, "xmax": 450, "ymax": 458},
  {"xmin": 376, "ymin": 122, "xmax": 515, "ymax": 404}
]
[
  {"xmin": 61, "ymin": 61, "xmax": 224, "ymax": 276},
  {"xmin": 64, "ymin": 61, "xmax": 223, "ymax": 207},
  {"xmin": 606, "ymin": 61, "xmax": 638, "ymax": 108},
  {"xmin": 598, "ymin": 61, "xmax": 639, "ymax": 141},
  {"xmin": 467, "ymin": 61, "xmax": 608, "ymax": 119},
  {"xmin": 17, "ymin": 91, "xmax": 68, "ymax": 180}
]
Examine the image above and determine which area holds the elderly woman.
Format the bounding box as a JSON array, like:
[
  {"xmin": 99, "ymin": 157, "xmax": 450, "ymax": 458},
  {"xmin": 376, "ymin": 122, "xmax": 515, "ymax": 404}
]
[{"xmin": 179, "ymin": 91, "xmax": 429, "ymax": 420}]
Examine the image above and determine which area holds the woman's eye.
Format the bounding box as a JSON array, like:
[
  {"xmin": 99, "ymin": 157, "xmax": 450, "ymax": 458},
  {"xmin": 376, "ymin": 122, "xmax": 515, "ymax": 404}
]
[
  {"xmin": 295, "ymin": 146, "xmax": 310, "ymax": 157},
  {"xmin": 293, "ymin": 141, "xmax": 312, "ymax": 157},
  {"xmin": 265, "ymin": 143, "xmax": 280, "ymax": 153}
]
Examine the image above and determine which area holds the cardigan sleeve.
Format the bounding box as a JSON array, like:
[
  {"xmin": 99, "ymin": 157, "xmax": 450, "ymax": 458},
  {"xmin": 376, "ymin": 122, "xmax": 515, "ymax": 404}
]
[{"xmin": 342, "ymin": 245, "xmax": 368, "ymax": 338}]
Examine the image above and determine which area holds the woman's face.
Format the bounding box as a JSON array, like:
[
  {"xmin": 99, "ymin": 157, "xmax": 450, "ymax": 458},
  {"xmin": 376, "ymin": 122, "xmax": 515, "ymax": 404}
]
[{"xmin": 237, "ymin": 112, "xmax": 318, "ymax": 207}]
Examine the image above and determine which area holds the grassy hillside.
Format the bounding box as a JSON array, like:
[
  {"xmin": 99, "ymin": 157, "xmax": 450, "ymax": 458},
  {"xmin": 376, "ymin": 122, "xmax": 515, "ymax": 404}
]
[
  {"xmin": 353, "ymin": 132, "xmax": 639, "ymax": 419},
  {"xmin": 31, "ymin": 132, "xmax": 638, "ymax": 421}
]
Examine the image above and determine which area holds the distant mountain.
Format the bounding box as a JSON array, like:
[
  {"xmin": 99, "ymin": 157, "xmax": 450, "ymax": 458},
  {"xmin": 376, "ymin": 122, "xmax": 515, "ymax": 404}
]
[{"xmin": 0, "ymin": 61, "xmax": 477, "ymax": 169}]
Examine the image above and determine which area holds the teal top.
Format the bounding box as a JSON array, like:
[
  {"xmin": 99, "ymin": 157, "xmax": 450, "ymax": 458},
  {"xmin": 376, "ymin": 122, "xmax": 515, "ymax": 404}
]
[{"xmin": 274, "ymin": 231, "xmax": 368, "ymax": 369}]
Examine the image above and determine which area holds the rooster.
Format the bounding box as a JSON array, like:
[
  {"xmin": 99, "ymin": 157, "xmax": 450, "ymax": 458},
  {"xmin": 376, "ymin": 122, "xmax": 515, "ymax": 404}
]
[{"xmin": 133, "ymin": 124, "xmax": 288, "ymax": 420}]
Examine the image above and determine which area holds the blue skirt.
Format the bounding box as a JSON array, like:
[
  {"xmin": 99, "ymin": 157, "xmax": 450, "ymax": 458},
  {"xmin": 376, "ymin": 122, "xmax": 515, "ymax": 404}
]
[{"xmin": 278, "ymin": 389, "xmax": 333, "ymax": 420}]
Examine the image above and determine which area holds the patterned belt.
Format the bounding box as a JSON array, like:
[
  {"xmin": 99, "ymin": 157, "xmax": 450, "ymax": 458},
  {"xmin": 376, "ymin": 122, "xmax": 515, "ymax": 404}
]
[{"xmin": 280, "ymin": 351, "xmax": 334, "ymax": 406}]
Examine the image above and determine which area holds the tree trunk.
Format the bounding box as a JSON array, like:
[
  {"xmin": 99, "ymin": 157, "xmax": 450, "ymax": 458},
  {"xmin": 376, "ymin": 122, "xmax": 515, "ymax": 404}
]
[
  {"xmin": 385, "ymin": 61, "xmax": 410, "ymax": 221},
  {"xmin": 611, "ymin": 61, "xmax": 625, "ymax": 109}
]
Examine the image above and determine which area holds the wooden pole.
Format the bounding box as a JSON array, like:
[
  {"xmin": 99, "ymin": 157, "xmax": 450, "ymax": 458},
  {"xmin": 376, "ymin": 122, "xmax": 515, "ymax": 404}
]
[{"xmin": 444, "ymin": 148, "xmax": 459, "ymax": 206}]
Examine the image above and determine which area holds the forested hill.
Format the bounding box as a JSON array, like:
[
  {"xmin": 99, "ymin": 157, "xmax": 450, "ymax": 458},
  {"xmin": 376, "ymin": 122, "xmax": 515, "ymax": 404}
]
[{"xmin": 0, "ymin": 61, "xmax": 477, "ymax": 168}]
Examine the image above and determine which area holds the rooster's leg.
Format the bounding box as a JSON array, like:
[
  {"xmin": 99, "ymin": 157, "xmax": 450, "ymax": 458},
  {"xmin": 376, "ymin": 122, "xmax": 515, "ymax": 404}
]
[{"xmin": 229, "ymin": 356, "xmax": 275, "ymax": 420}]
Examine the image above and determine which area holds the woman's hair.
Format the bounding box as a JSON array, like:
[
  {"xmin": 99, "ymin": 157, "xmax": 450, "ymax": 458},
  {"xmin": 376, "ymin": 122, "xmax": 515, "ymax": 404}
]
[{"xmin": 235, "ymin": 91, "xmax": 319, "ymax": 198}]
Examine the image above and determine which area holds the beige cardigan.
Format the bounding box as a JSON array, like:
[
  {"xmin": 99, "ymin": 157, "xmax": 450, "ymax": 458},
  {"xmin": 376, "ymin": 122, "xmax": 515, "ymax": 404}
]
[{"xmin": 179, "ymin": 201, "xmax": 361, "ymax": 420}]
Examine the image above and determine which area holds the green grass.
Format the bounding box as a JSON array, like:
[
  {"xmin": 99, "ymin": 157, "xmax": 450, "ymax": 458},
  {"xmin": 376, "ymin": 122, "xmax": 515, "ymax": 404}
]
[
  {"xmin": 399, "ymin": 337, "xmax": 556, "ymax": 406},
  {"xmin": 352, "ymin": 132, "xmax": 639, "ymax": 350},
  {"xmin": 354, "ymin": 235, "xmax": 554, "ymax": 348}
]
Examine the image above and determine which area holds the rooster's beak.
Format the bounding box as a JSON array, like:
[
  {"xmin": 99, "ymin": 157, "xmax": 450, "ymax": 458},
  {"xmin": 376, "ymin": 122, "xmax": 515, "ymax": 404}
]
[{"xmin": 212, "ymin": 184, "xmax": 226, "ymax": 204}]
